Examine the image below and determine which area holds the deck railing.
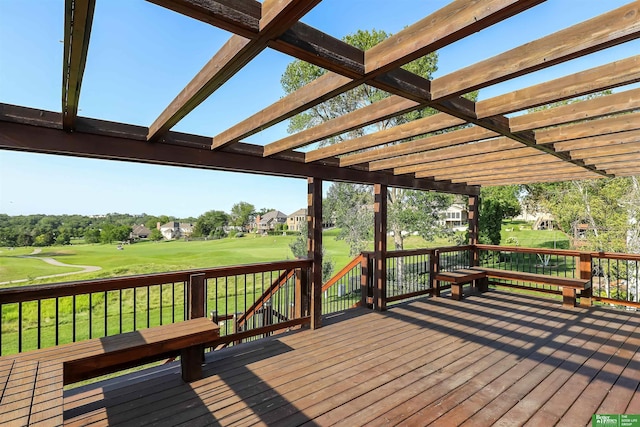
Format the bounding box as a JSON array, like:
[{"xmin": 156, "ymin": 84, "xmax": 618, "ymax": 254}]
[
  {"xmin": 2, "ymin": 244, "xmax": 638, "ymax": 356},
  {"xmin": 0, "ymin": 259, "xmax": 312, "ymax": 356},
  {"xmin": 385, "ymin": 249, "xmax": 435, "ymax": 304},
  {"xmin": 590, "ymin": 252, "xmax": 640, "ymax": 308}
]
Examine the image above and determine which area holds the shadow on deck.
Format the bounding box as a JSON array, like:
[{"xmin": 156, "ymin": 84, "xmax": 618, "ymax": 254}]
[{"xmin": 63, "ymin": 291, "xmax": 640, "ymax": 426}]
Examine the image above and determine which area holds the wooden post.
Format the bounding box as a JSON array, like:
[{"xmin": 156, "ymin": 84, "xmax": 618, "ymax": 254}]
[
  {"xmin": 578, "ymin": 253, "xmax": 593, "ymax": 307},
  {"xmin": 431, "ymin": 250, "xmax": 440, "ymax": 297},
  {"xmin": 188, "ymin": 273, "xmax": 206, "ymax": 319},
  {"xmin": 360, "ymin": 253, "xmax": 371, "ymax": 308},
  {"xmin": 468, "ymin": 195, "xmax": 480, "ymax": 267},
  {"xmin": 294, "ymin": 268, "xmax": 309, "ymax": 320},
  {"xmin": 374, "ymin": 184, "xmax": 387, "ymax": 311},
  {"xmin": 308, "ymin": 177, "xmax": 323, "ymax": 329}
]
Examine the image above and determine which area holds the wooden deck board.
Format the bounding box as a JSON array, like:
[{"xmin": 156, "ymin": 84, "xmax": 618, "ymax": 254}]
[{"xmin": 62, "ymin": 291, "xmax": 640, "ymax": 426}]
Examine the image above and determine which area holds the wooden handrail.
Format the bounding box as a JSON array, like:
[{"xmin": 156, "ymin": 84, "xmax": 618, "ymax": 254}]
[
  {"xmin": 475, "ymin": 244, "xmax": 583, "ymax": 257},
  {"xmin": 0, "ymin": 259, "xmax": 313, "ymax": 304},
  {"xmin": 236, "ymin": 268, "xmax": 296, "ymax": 327},
  {"xmin": 322, "ymin": 254, "xmax": 365, "ymax": 292},
  {"xmin": 386, "ymin": 248, "xmax": 434, "ymax": 258}
]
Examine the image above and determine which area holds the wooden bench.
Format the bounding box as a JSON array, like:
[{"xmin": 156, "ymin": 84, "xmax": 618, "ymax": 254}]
[
  {"xmin": 470, "ymin": 266, "xmax": 591, "ymax": 308},
  {"xmin": 10, "ymin": 317, "xmax": 220, "ymax": 384},
  {"xmin": 0, "ymin": 318, "xmax": 219, "ymax": 426},
  {"xmin": 435, "ymin": 269, "xmax": 489, "ymax": 301}
]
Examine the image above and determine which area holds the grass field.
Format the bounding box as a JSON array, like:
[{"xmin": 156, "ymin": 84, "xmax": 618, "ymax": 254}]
[{"xmin": 0, "ymin": 224, "xmax": 571, "ymax": 287}]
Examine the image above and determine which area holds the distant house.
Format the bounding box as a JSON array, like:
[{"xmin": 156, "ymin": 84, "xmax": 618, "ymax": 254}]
[
  {"xmin": 253, "ymin": 210, "xmax": 287, "ymax": 232},
  {"xmin": 438, "ymin": 204, "xmax": 468, "ymax": 231},
  {"xmin": 159, "ymin": 221, "xmax": 194, "ymax": 240},
  {"xmin": 287, "ymin": 208, "xmax": 307, "ymax": 232},
  {"xmin": 130, "ymin": 224, "xmax": 151, "ymax": 240}
]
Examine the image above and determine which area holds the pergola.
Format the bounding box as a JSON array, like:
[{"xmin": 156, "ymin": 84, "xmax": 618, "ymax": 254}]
[{"xmin": 1, "ymin": 1, "xmax": 639, "ymax": 325}]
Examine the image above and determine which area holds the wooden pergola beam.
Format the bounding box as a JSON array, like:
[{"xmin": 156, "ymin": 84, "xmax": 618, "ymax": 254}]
[
  {"xmin": 263, "ymin": 96, "xmax": 419, "ymax": 156},
  {"xmin": 431, "ymin": 1, "xmax": 640, "ymax": 100},
  {"xmin": 364, "ymin": 0, "xmax": 544, "ymax": 76},
  {"xmin": 211, "ymin": 73, "xmax": 356, "ymax": 148},
  {"xmin": 368, "ymin": 135, "xmax": 523, "ymax": 171},
  {"xmin": 148, "ymin": 0, "xmax": 321, "ymax": 141},
  {"xmin": 62, "ymin": 0, "xmax": 96, "ymax": 131},
  {"xmin": 0, "ymin": 104, "xmax": 479, "ymax": 196},
  {"xmin": 412, "ymin": 153, "xmax": 562, "ymax": 178},
  {"xmin": 570, "ymin": 141, "xmax": 640, "ymax": 160},
  {"xmin": 435, "ymin": 162, "xmax": 583, "ymax": 181},
  {"xmin": 342, "ymin": 127, "xmax": 502, "ymax": 168},
  {"xmin": 535, "ymin": 111, "xmax": 640, "ymax": 145},
  {"xmin": 147, "ymin": 0, "xmax": 261, "ymax": 39},
  {"xmin": 471, "ymin": 173, "xmax": 603, "ymax": 186},
  {"xmin": 553, "ymin": 129, "xmax": 640, "ymax": 152},
  {"xmin": 476, "ymin": 55, "xmax": 640, "ymax": 118},
  {"xmin": 305, "ymin": 113, "xmax": 465, "ymax": 164},
  {"xmin": 409, "ymin": 148, "xmax": 545, "ymax": 176},
  {"xmin": 511, "ymin": 87, "xmax": 640, "ymax": 133},
  {"xmin": 452, "ymin": 169, "xmax": 599, "ymax": 184}
]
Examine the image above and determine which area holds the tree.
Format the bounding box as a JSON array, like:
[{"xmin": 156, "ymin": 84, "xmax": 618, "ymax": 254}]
[
  {"xmin": 523, "ymin": 178, "xmax": 634, "ymax": 252},
  {"xmin": 478, "ymin": 186, "xmax": 521, "ymax": 245},
  {"xmin": 230, "ymin": 201, "xmax": 255, "ymax": 230},
  {"xmin": 388, "ymin": 189, "xmax": 453, "ymax": 249},
  {"xmin": 84, "ymin": 228, "xmax": 101, "ymax": 244},
  {"xmin": 282, "ymin": 29, "xmax": 469, "ymax": 251},
  {"xmin": 289, "ymin": 223, "xmax": 335, "ymax": 283},
  {"xmin": 324, "ymin": 183, "xmax": 373, "ymax": 256},
  {"xmin": 194, "ymin": 210, "xmax": 229, "ymax": 237},
  {"xmin": 150, "ymin": 228, "xmax": 164, "ymax": 241}
]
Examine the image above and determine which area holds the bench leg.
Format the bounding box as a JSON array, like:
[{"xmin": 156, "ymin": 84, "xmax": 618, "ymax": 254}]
[
  {"xmin": 434, "ymin": 281, "xmax": 441, "ymax": 297},
  {"xmin": 476, "ymin": 277, "xmax": 489, "ymax": 293},
  {"xmin": 181, "ymin": 344, "xmax": 204, "ymax": 382},
  {"xmin": 451, "ymin": 284, "xmax": 463, "ymax": 301},
  {"xmin": 579, "ymin": 286, "xmax": 592, "ymax": 308},
  {"xmin": 562, "ymin": 287, "xmax": 576, "ymax": 308}
]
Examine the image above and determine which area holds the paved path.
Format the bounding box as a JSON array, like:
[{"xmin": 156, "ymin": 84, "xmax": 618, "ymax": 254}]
[{"xmin": 0, "ymin": 248, "xmax": 102, "ymax": 285}]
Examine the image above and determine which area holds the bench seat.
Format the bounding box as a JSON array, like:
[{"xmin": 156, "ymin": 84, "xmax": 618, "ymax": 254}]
[
  {"xmin": 470, "ymin": 266, "xmax": 591, "ymax": 308},
  {"xmin": 9, "ymin": 317, "xmax": 220, "ymax": 384},
  {"xmin": 435, "ymin": 269, "xmax": 489, "ymax": 300}
]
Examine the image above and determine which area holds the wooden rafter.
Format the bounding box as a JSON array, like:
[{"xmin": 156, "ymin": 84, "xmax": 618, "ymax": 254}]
[
  {"xmin": 340, "ymin": 127, "xmax": 503, "ymax": 167},
  {"xmin": 62, "ymin": 0, "xmax": 95, "ymax": 131},
  {"xmin": 147, "ymin": 0, "xmax": 321, "ymax": 141},
  {"xmin": 431, "ymin": 1, "xmax": 640, "ymax": 100},
  {"xmin": 305, "ymin": 113, "xmax": 465, "ymax": 163},
  {"xmin": 535, "ymin": 111, "xmax": 640, "ymax": 145},
  {"xmin": 453, "ymin": 170, "xmax": 600, "ymax": 184},
  {"xmin": 364, "ymin": 0, "xmax": 545, "ymax": 76},
  {"xmin": 409, "ymin": 148, "xmax": 545, "ymax": 176},
  {"xmin": 510, "ymin": 88, "xmax": 640, "ymax": 132},
  {"xmin": 263, "ymin": 96, "xmax": 419, "ymax": 156},
  {"xmin": 437, "ymin": 163, "xmax": 583, "ymax": 181},
  {"xmin": 422, "ymin": 156, "xmax": 565, "ymax": 178},
  {"xmin": 211, "ymin": 73, "xmax": 356, "ymax": 148},
  {"xmin": 476, "ymin": 55, "xmax": 640, "ymax": 118},
  {"xmin": 368, "ymin": 135, "xmax": 521, "ymax": 171},
  {"xmin": 570, "ymin": 141, "xmax": 640, "ymax": 160},
  {"xmin": 553, "ymin": 129, "xmax": 640, "ymax": 152}
]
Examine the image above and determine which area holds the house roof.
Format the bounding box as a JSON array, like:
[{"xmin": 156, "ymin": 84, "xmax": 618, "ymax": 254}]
[
  {"xmin": 288, "ymin": 208, "xmax": 307, "ymax": 217},
  {"xmin": 1, "ymin": 1, "xmax": 638, "ymax": 193},
  {"xmin": 259, "ymin": 210, "xmax": 287, "ymax": 224},
  {"xmin": 131, "ymin": 224, "xmax": 151, "ymax": 235}
]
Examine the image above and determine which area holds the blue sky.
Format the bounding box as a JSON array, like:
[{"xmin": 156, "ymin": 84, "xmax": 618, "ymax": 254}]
[{"xmin": 0, "ymin": 0, "xmax": 638, "ymax": 218}]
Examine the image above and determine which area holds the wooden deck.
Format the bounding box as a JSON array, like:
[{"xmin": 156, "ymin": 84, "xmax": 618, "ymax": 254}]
[{"xmin": 63, "ymin": 291, "xmax": 640, "ymax": 426}]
